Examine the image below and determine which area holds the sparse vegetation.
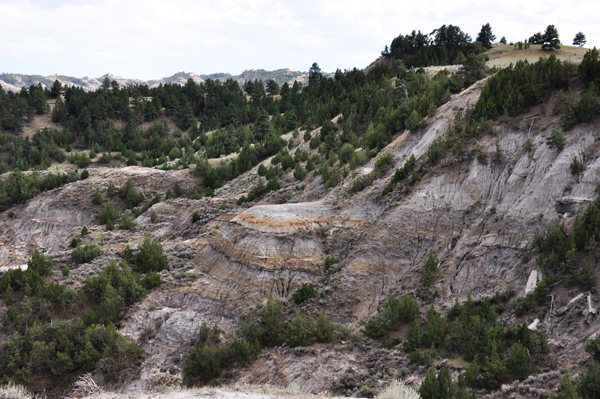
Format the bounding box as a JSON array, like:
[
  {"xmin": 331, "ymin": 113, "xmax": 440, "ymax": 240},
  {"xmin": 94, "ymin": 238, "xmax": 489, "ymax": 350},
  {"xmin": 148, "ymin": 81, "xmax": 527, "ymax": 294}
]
[
  {"xmin": 72, "ymin": 243, "xmax": 102, "ymax": 263},
  {"xmin": 292, "ymin": 283, "xmax": 316, "ymax": 305}
]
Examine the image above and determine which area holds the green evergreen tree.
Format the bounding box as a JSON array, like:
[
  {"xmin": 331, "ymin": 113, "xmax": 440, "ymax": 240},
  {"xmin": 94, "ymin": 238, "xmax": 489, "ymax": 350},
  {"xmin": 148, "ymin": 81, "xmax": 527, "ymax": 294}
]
[
  {"xmin": 476, "ymin": 23, "xmax": 496, "ymax": 49},
  {"xmin": 542, "ymin": 25, "xmax": 561, "ymax": 50},
  {"xmin": 574, "ymin": 32, "xmax": 587, "ymax": 47}
]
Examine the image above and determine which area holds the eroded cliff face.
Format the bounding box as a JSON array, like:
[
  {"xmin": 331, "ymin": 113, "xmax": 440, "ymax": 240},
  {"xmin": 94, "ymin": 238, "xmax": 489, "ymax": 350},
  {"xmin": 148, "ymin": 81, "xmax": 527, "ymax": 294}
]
[{"xmin": 2, "ymin": 78, "xmax": 600, "ymax": 398}]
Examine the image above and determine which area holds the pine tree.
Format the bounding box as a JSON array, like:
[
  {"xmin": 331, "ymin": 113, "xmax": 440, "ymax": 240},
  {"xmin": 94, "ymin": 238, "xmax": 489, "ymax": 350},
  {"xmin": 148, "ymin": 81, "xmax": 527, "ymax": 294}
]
[
  {"xmin": 266, "ymin": 80, "xmax": 280, "ymax": 96},
  {"xmin": 50, "ymin": 80, "xmax": 62, "ymax": 99},
  {"xmin": 178, "ymin": 100, "xmax": 195, "ymax": 131},
  {"xmin": 308, "ymin": 63, "xmax": 322, "ymax": 87},
  {"xmin": 542, "ymin": 25, "xmax": 561, "ymax": 50},
  {"xmin": 476, "ymin": 23, "xmax": 496, "ymax": 49},
  {"xmin": 419, "ymin": 368, "xmax": 436, "ymax": 399},
  {"xmin": 573, "ymin": 32, "xmax": 587, "ymax": 47}
]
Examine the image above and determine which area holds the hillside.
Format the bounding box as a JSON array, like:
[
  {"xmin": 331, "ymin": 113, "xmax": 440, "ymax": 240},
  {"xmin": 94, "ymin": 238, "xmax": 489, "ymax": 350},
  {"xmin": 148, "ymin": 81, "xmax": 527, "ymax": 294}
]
[
  {"xmin": 0, "ymin": 69, "xmax": 309, "ymax": 94},
  {"xmin": 0, "ymin": 44, "xmax": 600, "ymax": 399},
  {"xmin": 485, "ymin": 43, "xmax": 589, "ymax": 66}
]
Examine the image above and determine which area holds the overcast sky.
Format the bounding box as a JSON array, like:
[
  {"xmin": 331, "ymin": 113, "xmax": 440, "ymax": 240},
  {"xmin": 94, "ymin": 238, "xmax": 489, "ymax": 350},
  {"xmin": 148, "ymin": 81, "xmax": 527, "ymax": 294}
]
[{"xmin": 1, "ymin": 0, "xmax": 599, "ymax": 80}]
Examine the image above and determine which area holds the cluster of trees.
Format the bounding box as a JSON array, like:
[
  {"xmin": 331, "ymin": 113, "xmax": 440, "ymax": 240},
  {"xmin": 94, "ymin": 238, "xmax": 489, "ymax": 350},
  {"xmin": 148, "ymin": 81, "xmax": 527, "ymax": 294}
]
[
  {"xmin": 0, "ymin": 47, "xmax": 481, "ymax": 203},
  {"xmin": 550, "ymin": 339, "xmax": 600, "ymax": 399},
  {"xmin": 552, "ymin": 48, "xmax": 600, "ymax": 130},
  {"xmin": 91, "ymin": 180, "xmax": 182, "ymax": 230},
  {"xmin": 183, "ymin": 294, "xmax": 347, "ymax": 385},
  {"xmin": 419, "ymin": 365, "xmax": 473, "ymax": 399},
  {"xmin": 0, "ymin": 84, "xmax": 48, "ymax": 132},
  {"xmin": 474, "ymin": 54, "xmax": 575, "ymax": 119},
  {"xmin": 362, "ymin": 289, "xmax": 546, "ymax": 390},
  {"xmin": 388, "ymin": 24, "xmax": 483, "ymax": 68},
  {"xmin": 363, "ymin": 293, "xmax": 420, "ymax": 338},
  {"xmin": 406, "ymin": 294, "xmax": 547, "ymax": 390},
  {"xmin": 381, "ymin": 48, "xmax": 599, "ymax": 199},
  {"xmin": 529, "ymin": 25, "xmax": 561, "ymax": 50},
  {"xmin": 0, "ymin": 235, "xmax": 167, "ymax": 390},
  {"xmin": 198, "ymin": 60, "xmax": 470, "ymax": 197},
  {"xmin": 518, "ymin": 190, "xmax": 600, "ymax": 315},
  {"xmin": 0, "ymin": 170, "xmax": 80, "ymax": 212},
  {"xmin": 0, "ymin": 246, "xmax": 160, "ymax": 388}
]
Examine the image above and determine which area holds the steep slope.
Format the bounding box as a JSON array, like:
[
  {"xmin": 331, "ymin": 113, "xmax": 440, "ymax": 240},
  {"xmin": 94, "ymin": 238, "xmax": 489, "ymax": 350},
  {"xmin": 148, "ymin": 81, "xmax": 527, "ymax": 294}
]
[{"xmin": 1, "ymin": 67, "xmax": 600, "ymax": 398}]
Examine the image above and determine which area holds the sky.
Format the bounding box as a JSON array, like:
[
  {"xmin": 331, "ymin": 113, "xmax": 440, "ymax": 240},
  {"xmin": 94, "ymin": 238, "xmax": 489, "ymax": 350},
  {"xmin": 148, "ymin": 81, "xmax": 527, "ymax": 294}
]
[{"xmin": 1, "ymin": 0, "xmax": 599, "ymax": 80}]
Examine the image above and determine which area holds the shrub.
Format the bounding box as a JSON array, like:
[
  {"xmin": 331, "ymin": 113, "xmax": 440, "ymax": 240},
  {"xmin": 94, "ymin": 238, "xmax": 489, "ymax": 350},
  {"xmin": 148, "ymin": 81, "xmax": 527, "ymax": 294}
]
[
  {"xmin": 121, "ymin": 245, "xmax": 133, "ymax": 260},
  {"xmin": 271, "ymin": 153, "xmax": 282, "ymax": 165},
  {"xmin": 99, "ymin": 152, "xmax": 112, "ymax": 164},
  {"xmin": 546, "ymin": 129, "xmax": 566, "ymax": 152},
  {"xmin": 292, "ymin": 283, "xmax": 316, "ymax": 304},
  {"xmin": 257, "ymin": 164, "xmax": 267, "ymax": 176},
  {"xmin": 293, "ymin": 163, "xmax": 306, "ymax": 181},
  {"xmin": 364, "ymin": 294, "xmax": 419, "ymax": 338},
  {"xmin": 28, "ymin": 249, "xmax": 54, "ymax": 275},
  {"xmin": 72, "ymin": 243, "xmax": 101, "ymax": 264},
  {"xmin": 81, "ymin": 226, "xmax": 88, "ymax": 236},
  {"xmin": 173, "ymin": 181, "xmax": 183, "ymax": 197},
  {"xmin": 92, "ymin": 190, "xmax": 103, "ymax": 205},
  {"xmin": 578, "ymin": 362, "xmax": 600, "ymax": 399},
  {"xmin": 142, "ymin": 271, "xmax": 162, "ymax": 289},
  {"xmin": 505, "ymin": 343, "xmax": 537, "ymax": 380},
  {"xmin": 192, "ymin": 211, "xmax": 200, "ymax": 223},
  {"xmin": 125, "ymin": 153, "xmax": 137, "ymax": 166},
  {"xmin": 515, "ymin": 294, "xmax": 535, "ymax": 317},
  {"xmin": 169, "ymin": 147, "xmax": 182, "ymax": 160},
  {"xmin": 339, "ymin": 143, "xmax": 354, "ymax": 165},
  {"xmin": 324, "ymin": 256, "xmax": 335, "ymax": 269},
  {"xmin": 303, "ymin": 130, "xmax": 311, "ymax": 142},
  {"xmin": 422, "ymin": 249, "xmax": 439, "ymax": 287},
  {"xmin": 99, "ymin": 203, "xmax": 119, "ymax": 225},
  {"xmin": 118, "ymin": 214, "xmax": 137, "ymax": 230},
  {"xmin": 150, "ymin": 212, "xmax": 158, "ymax": 222},
  {"xmin": 405, "ymin": 110, "xmax": 424, "ymax": 132},
  {"xmin": 119, "ymin": 180, "xmax": 145, "ymax": 208},
  {"xmin": 315, "ymin": 314, "xmax": 335, "ymax": 343},
  {"xmin": 281, "ymin": 154, "xmax": 295, "ymax": 171},
  {"xmin": 284, "ymin": 311, "xmax": 315, "ymax": 348},
  {"xmin": 258, "ymin": 294, "xmax": 284, "ymax": 346},
  {"xmin": 70, "ymin": 237, "xmax": 78, "ymax": 248},
  {"xmin": 61, "ymin": 266, "xmax": 70, "ymax": 277},
  {"xmin": 80, "ymin": 169, "xmax": 90, "ymax": 179},
  {"xmin": 376, "ymin": 380, "xmax": 420, "ymax": 399},
  {"xmin": 106, "ymin": 183, "xmax": 115, "ymax": 199},
  {"xmin": 571, "ymin": 156, "xmax": 584, "ymax": 174},
  {"xmin": 586, "ymin": 335, "xmax": 600, "ymax": 362},
  {"xmin": 183, "ymin": 323, "xmax": 225, "ymax": 384},
  {"xmin": 133, "ymin": 235, "xmax": 169, "ymax": 273},
  {"xmin": 550, "ymin": 374, "xmax": 580, "ymax": 399}
]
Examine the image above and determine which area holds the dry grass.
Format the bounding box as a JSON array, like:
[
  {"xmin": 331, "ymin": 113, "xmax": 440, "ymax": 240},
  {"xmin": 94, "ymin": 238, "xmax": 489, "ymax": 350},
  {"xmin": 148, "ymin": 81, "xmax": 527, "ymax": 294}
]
[
  {"xmin": 485, "ymin": 44, "xmax": 589, "ymax": 66},
  {"xmin": 375, "ymin": 380, "xmax": 420, "ymax": 399},
  {"xmin": 69, "ymin": 373, "xmax": 104, "ymax": 398},
  {"xmin": 0, "ymin": 383, "xmax": 37, "ymax": 399},
  {"xmin": 67, "ymin": 384, "xmax": 354, "ymax": 399}
]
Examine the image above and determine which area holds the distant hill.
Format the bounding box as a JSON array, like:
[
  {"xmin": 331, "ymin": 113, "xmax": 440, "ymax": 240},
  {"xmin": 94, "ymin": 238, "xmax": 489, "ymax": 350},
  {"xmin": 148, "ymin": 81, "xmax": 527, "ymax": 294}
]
[{"xmin": 0, "ymin": 68, "xmax": 309, "ymax": 93}]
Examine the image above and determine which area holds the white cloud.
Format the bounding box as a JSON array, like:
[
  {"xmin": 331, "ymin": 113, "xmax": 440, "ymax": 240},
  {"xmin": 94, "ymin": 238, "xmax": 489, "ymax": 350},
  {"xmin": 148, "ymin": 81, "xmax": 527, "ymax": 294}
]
[{"xmin": 0, "ymin": 0, "xmax": 598, "ymax": 79}]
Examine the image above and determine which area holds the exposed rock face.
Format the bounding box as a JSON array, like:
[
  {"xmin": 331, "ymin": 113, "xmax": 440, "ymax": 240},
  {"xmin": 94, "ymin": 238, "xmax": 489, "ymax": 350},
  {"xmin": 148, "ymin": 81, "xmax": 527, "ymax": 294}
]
[
  {"xmin": 232, "ymin": 202, "xmax": 333, "ymax": 234},
  {"xmin": 2, "ymin": 78, "xmax": 600, "ymax": 397}
]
